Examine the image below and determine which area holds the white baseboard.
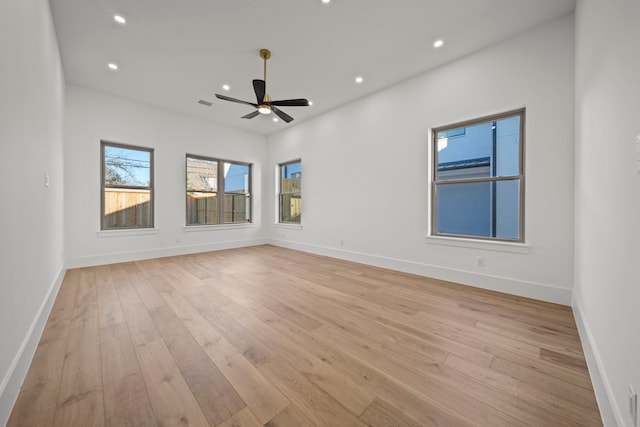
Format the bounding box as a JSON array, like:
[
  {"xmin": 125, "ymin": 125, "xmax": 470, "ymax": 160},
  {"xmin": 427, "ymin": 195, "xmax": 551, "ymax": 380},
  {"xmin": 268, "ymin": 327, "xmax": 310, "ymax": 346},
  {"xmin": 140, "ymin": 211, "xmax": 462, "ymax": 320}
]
[
  {"xmin": 66, "ymin": 238, "xmax": 269, "ymax": 269},
  {"xmin": 269, "ymin": 239, "xmax": 572, "ymax": 305},
  {"xmin": 572, "ymin": 297, "xmax": 620, "ymax": 426},
  {"xmin": 0, "ymin": 264, "xmax": 66, "ymax": 427}
]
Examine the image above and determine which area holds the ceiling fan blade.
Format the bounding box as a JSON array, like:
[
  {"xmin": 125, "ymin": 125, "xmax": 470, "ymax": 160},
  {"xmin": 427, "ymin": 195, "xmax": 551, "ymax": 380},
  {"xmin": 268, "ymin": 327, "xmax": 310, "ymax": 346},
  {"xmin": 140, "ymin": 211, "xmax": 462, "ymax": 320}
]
[
  {"xmin": 215, "ymin": 93, "xmax": 258, "ymax": 108},
  {"xmin": 272, "ymin": 106, "xmax": 294, "ymax": 123},
  {"xmin": 241, "ymin": 110, "xmax": 260, "ymax": 120},
  {"xmin": 253, "ymin": 79, "xmax": 266, "ymax": 104},
  {"xmin": 270, "ymin": 98, "xmax": 310, "ymax": 107}
]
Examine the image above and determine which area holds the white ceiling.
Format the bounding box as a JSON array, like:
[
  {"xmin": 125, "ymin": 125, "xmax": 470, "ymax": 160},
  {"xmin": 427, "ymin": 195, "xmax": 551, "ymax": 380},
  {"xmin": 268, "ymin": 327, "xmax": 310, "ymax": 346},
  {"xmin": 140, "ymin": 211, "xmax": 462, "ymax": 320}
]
[{"xmin": 50, "ymin": 0, "xmax": 576, "ymax": 136}]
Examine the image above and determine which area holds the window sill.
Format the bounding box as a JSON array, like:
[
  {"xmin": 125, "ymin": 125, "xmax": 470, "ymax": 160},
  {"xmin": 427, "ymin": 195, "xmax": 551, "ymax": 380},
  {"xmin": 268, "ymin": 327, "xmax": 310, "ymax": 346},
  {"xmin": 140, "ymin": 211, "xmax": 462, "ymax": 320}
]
[
  {"xmin": 425, "ymin": 235, "xmax": 530, "ymax": 254},
  {"xmin": 97, "ymin": 228, "xmax": 159, "ymax": 237},
  {"xmin": 274, "ymin": 223, "xmax": 303, "ymax": 230},
  {"xmin": 183, "ymin": 223, "xmax": 255, "ymax": 232}
]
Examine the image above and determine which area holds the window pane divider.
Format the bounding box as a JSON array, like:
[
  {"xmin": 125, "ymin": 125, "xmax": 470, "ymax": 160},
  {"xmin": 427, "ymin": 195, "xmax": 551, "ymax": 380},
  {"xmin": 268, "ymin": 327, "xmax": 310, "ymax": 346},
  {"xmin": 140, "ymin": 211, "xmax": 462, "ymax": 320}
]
[{"xmin": 434, "ymin": 175, "xmax": 522, "ymax": 185}]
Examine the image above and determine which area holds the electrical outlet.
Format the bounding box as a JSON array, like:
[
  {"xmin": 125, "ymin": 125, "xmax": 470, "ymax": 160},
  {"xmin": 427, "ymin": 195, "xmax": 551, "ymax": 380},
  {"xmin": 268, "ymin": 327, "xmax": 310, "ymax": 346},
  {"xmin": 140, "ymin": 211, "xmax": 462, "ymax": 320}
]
[
  {"xmin": 475, "ymin": 256, "xmax": 485, "ymax": 267},
  {"xmin": 339, "ymin": 240, "xmax": 344, "ymax": 247},
  {"xmin": 629, "ymin": 385, "xmax": 638, "ymax": 426}
]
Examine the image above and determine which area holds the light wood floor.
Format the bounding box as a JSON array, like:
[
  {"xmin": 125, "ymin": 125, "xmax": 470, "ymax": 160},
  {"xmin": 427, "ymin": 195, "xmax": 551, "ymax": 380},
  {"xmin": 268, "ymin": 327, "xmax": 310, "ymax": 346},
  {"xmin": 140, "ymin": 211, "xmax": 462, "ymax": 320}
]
[{"xmin": 8, "ymin": 245, "xmax": 602, "ymax": 426}]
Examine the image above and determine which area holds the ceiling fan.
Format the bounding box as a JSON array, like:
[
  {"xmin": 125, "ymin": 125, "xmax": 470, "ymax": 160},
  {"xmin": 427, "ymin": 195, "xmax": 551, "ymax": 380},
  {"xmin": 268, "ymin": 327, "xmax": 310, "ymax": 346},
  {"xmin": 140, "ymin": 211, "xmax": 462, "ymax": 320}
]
[{"xmin": 215, "ymin": 49, "xmax": 310, "ymax": 123}]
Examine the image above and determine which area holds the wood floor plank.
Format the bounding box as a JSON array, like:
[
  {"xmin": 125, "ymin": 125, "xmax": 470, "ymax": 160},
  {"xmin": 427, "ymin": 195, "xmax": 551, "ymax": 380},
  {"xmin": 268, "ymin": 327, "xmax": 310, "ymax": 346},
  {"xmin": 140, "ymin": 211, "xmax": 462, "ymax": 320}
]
[
  {"xmin": 269, "ymin": 317, "xmax": 472, "ymax": 426},
  {"xmin": 95, "ymin": 266, "xmax": 126, "ymax": 329},
  {"xmin": 148, "ymin": 304, "xmax": 191, "ymax": 340},
  {"xmin": 267, "ymin": 302, "xmax": 322, "ymax": 331},
  {"xmin": 491, "ymin": 346, "xmax": 595, "ymax": 390},
  {"xmin": 221, "ymin": 303, "xmax": 376, "ymax": 416},
  {"xmin": 374, "ymin": 314, "xmax": 494, "ymax": 367},
  {"xmin": 38, "ymin": 310, "xmax": 73, "ymax": 347},
  {"xmin": 258, "ymin": 357, "xmax": 367, "ymax": 427},
  {"xmin": 313, "ymin": 324, "xmax": 527, "ymax": 426},
  {"xmin": 98, "ymin": 317, "xmax": 157, "ymax": 427},
  {"xmin": 120, "ymin": 301, "xmax": 161, "ymax": 346},
  {"xmin": 53, "ymin": 391, "xmax": 104, "ymax": 427},
  {"xmin": 135, "ymin": 338, "xmax": 210, "ymax": 427},
  {"xmin": 103, "ymin": 374, "xmax": 156, "ymax": 427},
  {"xmin": 162, "ymin": 263, "xmax": 207, "ymax": 296},
  {"xmin": 57, "ymin": 309, "xmax": 102, "ymax": 408},
  {"xmin": 20, "ymin": 338, "xmax": 67, "ymax": 393},
  {"xmin": 540, "ymin": 347, "xmax": 589, "ymax": 371},
  {"xmin": 359, "ymin": 398, "xmax": 424, "ymax": 427},
  {"xmin": 129, "ymin": 270, "xmax": 166, "ymax": 311},
  {"xmin": 164, "ymin": 332, "xmax": 247, "ymax": 425},
  {"xmin": 7, "ymin": 398, "xmax": 57, "ymax": 427},
  {"xmin": 185, "ymin": 293, "xmax": 277, "ymax": 367},
  {"xmin": 491, "ymin": 356, "xmax": 600, "ymax": 407},
  {"xmin": 215, "ymin": 406, "xmax": 261, "ymax": 427},
  {"xmin": 160, "ymin": 289, "xmax": 239, "ymax": 363},
  {"xmin": 99, "ymin": 323, "xmax": 140, "ymax": 384},
  {"xmin": 445, "ymin": 353, "xmax": 602, "ymax": 426},
  {"xmin": 110, "ymin": 268, "xmax": 142, "ymax": 306},
  {"xmin": 9, "ymin": 245, "xmax": 601, "ymax": 427},
  {"xmin": 475, "ymin": 318, "xmax": 584, "ymax": 352},
  {"xmin": 265, "ymin": 404, "xmax": 316, "ymax": 427},
  {"xmin": 216, "ymin": 353, "xmax": 290, "ymax": 425}
]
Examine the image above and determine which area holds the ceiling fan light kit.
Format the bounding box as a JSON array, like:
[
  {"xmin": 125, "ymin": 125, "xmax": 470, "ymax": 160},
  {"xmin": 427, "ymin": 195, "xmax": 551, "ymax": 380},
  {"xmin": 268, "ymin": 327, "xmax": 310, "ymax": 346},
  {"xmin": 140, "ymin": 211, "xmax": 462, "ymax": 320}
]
[{"xmin": 214, "ymin": 48, "xmax": 310, "ymax": 124}]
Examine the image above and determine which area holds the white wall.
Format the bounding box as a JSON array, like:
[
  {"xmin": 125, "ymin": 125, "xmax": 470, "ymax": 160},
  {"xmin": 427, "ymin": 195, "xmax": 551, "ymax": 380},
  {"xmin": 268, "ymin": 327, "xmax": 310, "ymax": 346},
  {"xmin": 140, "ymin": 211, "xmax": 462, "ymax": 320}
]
[
  {"xmin": 267, "ymin": 15, "xmax": 575, "ymax": 305},
  {"xmin": 64, "ymin": 86, "xmax": 268, "ymax": 268},
  {"xmin": 0, "ymin": 0, "xmax": 66, "ymax": 423},
  {"xmin": 574, "ymin": 0, "xmax": 640, "ymax": 425}
]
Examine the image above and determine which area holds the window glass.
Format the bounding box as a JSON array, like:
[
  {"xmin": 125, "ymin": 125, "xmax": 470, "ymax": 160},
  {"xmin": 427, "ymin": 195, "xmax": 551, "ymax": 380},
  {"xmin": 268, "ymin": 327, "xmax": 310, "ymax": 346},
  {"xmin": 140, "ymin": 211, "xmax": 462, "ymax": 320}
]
[
  {"xmin": 279, "ymin": 161, "xmax": 301, "ymax": 224},
  {"xmin": 432, "ymin": 110, "xmax": 524, "ymax": 241},
  {"xmin": 224, "ymin": 162, "xmax": 251, "ymax": 224},
  {"xmin": 436, "ymin": 115, "xmax": 521, "ymax": 181},
  {"xmin": 186, "ymin": 155, "xmax": 251, "ymax": 225},
  {"xmin": 186, "ymin": 156, "xmax": 218, "ymax": 225},
  {"xmin": 102, "ymin": 142, "xmax": 153, "ymax": 229}
]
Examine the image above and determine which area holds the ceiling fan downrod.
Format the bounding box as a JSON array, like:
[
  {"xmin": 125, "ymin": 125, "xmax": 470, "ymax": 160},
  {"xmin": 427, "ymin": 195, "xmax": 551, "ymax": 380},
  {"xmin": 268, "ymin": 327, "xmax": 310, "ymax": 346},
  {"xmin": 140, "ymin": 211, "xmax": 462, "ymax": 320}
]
[{"xmin": 260, "ymin": 49, "xmax": 271, "ymax": 84}]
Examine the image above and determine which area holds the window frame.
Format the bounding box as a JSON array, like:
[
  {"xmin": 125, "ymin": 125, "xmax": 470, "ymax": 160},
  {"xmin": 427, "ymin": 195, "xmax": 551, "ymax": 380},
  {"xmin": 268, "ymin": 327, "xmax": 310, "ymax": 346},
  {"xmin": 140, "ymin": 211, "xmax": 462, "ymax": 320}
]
[
  {"xmin": 278, "ymin": 159, "xmax": 302, "ymax": 225},
  {"xmin": 431, "ymin": 108, "xmax": 525, "ymax": 243},
  {"xmin": 185, "ymin": 154, "xmax": 252, "ymax": 226},
  {"xmin": 100, "ymin": 141, "xmax": 154, "ymax": 230}
]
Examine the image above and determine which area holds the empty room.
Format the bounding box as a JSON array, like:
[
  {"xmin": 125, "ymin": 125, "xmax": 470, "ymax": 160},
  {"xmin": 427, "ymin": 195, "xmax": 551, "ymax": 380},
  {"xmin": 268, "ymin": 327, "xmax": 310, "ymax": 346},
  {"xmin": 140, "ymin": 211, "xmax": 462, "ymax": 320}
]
[{"xmin": 1, "ymin": 0, "xmax": 638, "ymax": 426}]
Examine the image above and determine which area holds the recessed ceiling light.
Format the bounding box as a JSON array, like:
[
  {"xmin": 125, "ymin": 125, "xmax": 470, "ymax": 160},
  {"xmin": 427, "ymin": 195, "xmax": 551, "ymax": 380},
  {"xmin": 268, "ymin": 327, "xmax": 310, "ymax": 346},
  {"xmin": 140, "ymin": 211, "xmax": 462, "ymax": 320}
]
[
  {"xmin": 355, "ymin": 76, "xmax": 364, "ymax": 84},
  {"xmin": 113, "ymin": 14, "xmax": 126, "ymax": 24},
  {"xmin": 273, "ymin": 117, "xmax": 279, "ymax": 122},
  {"xmin": 433, "ymin": 39, "xmax": 444, "ymax": 48},
  {"xmin": 222, "ymin": 84, "xmax": 230, "ymax": 91},
  {"xmin": 107, "ymin": 62, "xmax": 119, "ymax": 71},
  {"xmin": 322, "ymin": 0, "xmax": 331, "ymax": 4},
  {"xmin": 308, "ymin": 100, "xmax": 313, "ymax": 106}
]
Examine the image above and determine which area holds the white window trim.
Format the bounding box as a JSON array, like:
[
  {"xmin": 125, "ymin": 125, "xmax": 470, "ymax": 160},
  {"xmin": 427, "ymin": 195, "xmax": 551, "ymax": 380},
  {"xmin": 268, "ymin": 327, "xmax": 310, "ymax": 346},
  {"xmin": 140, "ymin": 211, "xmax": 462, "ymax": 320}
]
[
  {"xmin": 425, "ymin": 235, "xmax": 530, "ymax": 254},
  {"xmin": 274, "ymin": 223, "xmax": 303, "ymax": 230},
  {"xmin": 183, "ymin": 223, "xmax": 256, "ymax": 232},
  {"xmin": 97, "ymin": 228, "xmax": 159, "ymax": 237}
]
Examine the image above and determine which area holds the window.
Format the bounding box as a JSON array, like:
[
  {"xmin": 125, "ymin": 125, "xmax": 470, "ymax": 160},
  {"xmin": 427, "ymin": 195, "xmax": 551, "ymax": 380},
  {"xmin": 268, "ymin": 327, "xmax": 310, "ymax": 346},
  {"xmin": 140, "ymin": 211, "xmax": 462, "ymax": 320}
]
[
  {"xmin": 432, "ymin": 109, "xmax": 524, "ymax": 241},
  {"xmin": 101, "ymin": 141, "xmax": 154, "ymax": 229},
  {"xmin": 278, "ymin": 160, "xmax": 302, "ymax": 224},
  {"xmin": 186, "ymin": 155, "xmax": 251, "ymax": 225}
]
